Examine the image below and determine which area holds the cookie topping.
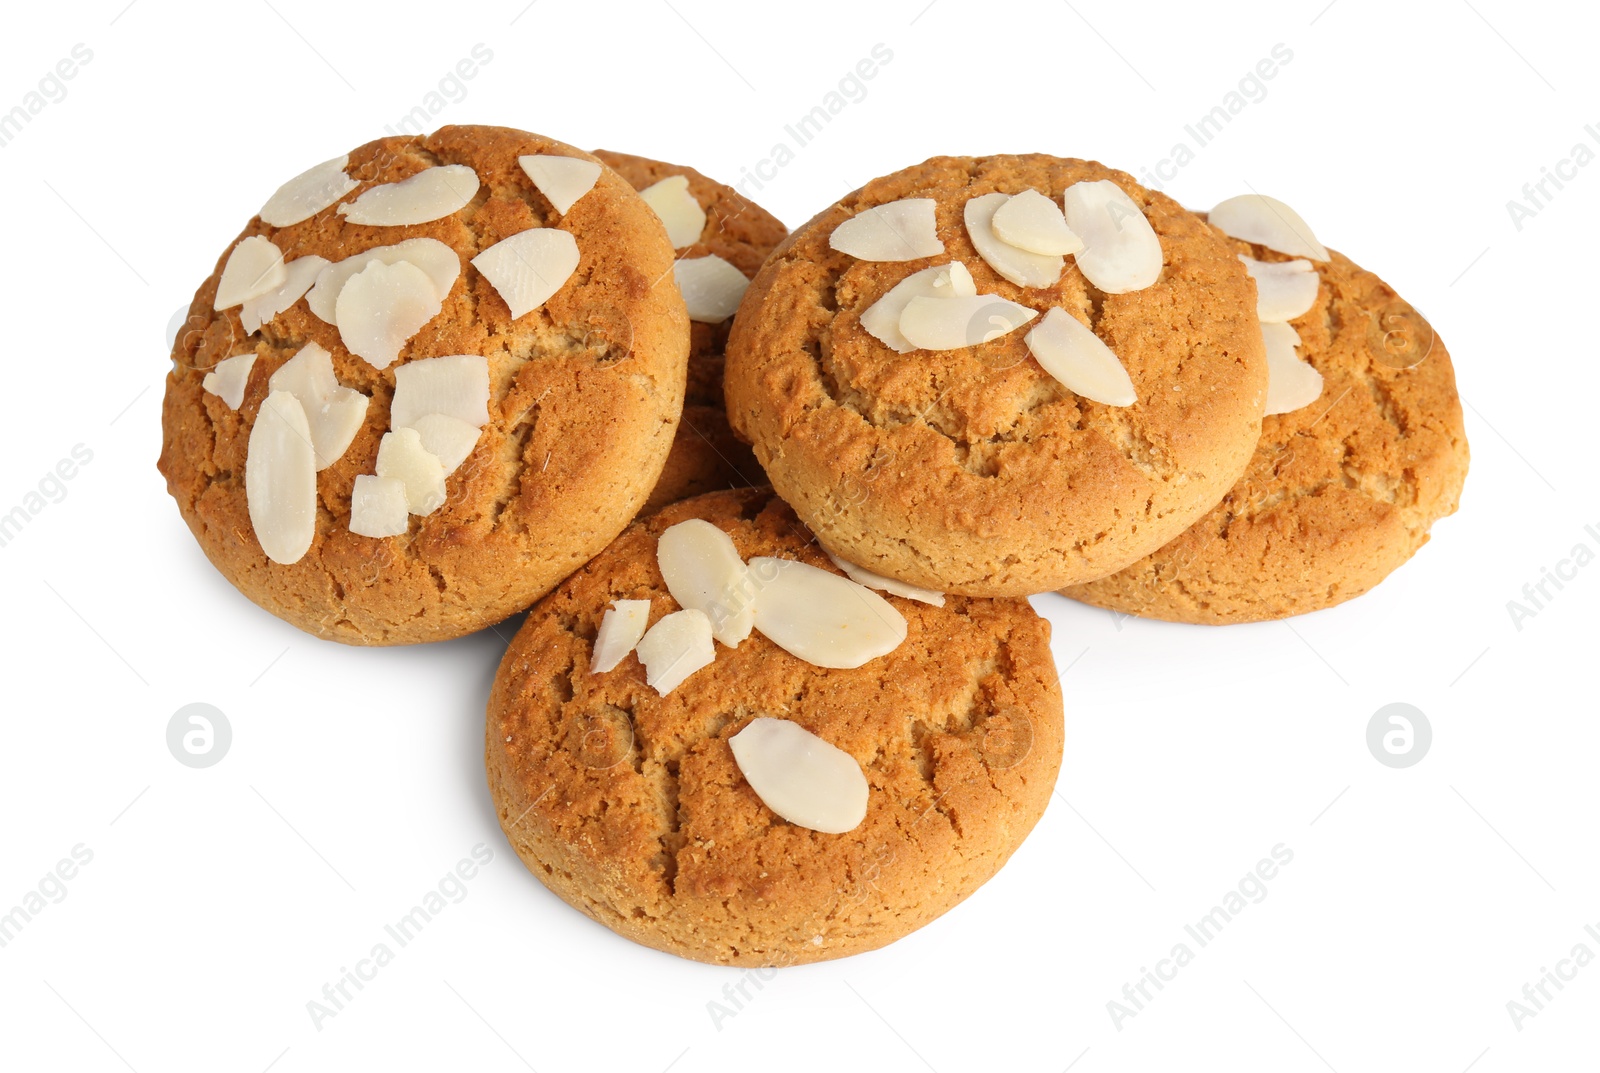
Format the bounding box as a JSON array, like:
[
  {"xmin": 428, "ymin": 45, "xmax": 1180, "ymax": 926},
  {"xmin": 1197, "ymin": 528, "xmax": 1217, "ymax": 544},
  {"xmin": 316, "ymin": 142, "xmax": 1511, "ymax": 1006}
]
[
  {"xmin": 389, "ymin": 354, "xmax": 491, "ymax": 431},
  {"xmin": 307, "ymin": 238, "xmax": 460, "ymax": 323},
  {"xmin": 334, "ymin": 259, "xmax": 442, "ymax": 369},
  {"xmin": 990, "ymin": 189, "xmax": 1085, "ymax": 256},
  {"xmin": 336, "ymin": 164, "xmax": 480, "ymax": 226},
  {"xmin": 635, "ymin": 608, "xmax": 715, "ymax": 694},
  {"xmin": 898, "ymin": 294, "xmax": 1037, "ymax": 352},
  {"xmin": 245, "ymin": 390, "xmax": 317, "ymax": 564},
  {"xmin": 200, "ymin": 353, "xmax": 256, "ymax": 410},
  {"xmin": 859, "ymin": 262, "xmax": 977, "ymax": 353},
  {"xmin": 472, "ymin": 228, "xmax": 580, "ymax": 320},
  {"xmin": 674, "ymin": 255, "xmax": 750, "ymax": 323},
  {"xmin": 214, "ymin": 236, "xmax": 287, "ymax": 311},
  {"xmin": 964, "ymin": 192, "xmax": 1064, "ymax": 288},
  {"xmin": 267, "ymin": 342, "xmax": 370, "ymax": 470},
  {"xmin": 824, "ymin": 550, "xmax": 945, "ymax": 606},
  {"xmin": 1024, "ymin": 308, "xmax": 1137, "ymax": 407},
  {"xmin": 1261, "ymin": 321, "xmax": 1324, "ymax": 415},
  {"xmin": 1210, "ymin": 194, "xmax": 1329, "ymax": 261},
  {"xmin": 829, "ymin": 198, "xmax": 944, "ymax": 262},
  {"xmin": 591, "ymin": 599, "xmax": 651, "ymax": 673},
  {"xmin": 240, "ymin": 255, "xmax": 329, "ymax": 334},
  {"xmin": 657, "ymin": 519, "xmax": 755, "ymax": 647},
  {"xmin": 406, "ymin": 413, "xmax": 481, "ymax": 475},
  {"xmin": 348, "ymin": 474, "xmax": 409, "ymax": 538},
  {"xmin": 375, "ymin": 426, "xmax": 448, "ymax": 515},
  {"xmin": 1062, "ymin": 180, "xmax": 1162, "ymax": 294},
  {"xmin": 518, "ymin": 154, "xmax": 602, "ymax": 215},
  {"xmin": 1239, "ymin": 255, "xmax": 1319, "ymax": 323},
  {"xmin": 747, "ymin": 557, "xmax": 907, "ymax": 669},
  {"xmin": 259, "ymin": 155, "xmax": 359, "ymax": 228},
  {"xmin": 728, "ymin": 717, "xmax": 869, "ymax": 835},
  {"xmin": 638, "ymin": 175, "xmax": 707, "ymax": 248}
]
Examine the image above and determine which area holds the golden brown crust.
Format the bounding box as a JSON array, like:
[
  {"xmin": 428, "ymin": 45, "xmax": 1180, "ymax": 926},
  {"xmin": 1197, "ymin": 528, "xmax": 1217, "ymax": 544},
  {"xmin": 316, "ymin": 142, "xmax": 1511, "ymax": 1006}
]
[
  {"xmin": 486, "ymin": 488, "xmax": 1063, "ymax": 966},
  {"xmin": 157, "ymin": 126, "xmax": 688, "ymax": 645},
  {"xmin": 1064, "ymin": 243, "xmax": 1469, "ymax": 622},
  {"xmin": 594, "ymin": 150, "xmax": 787, "ymax": 512},
  {"xmin": 723, "ymin": 154, "xmax": 1268, "ymax": 596}
]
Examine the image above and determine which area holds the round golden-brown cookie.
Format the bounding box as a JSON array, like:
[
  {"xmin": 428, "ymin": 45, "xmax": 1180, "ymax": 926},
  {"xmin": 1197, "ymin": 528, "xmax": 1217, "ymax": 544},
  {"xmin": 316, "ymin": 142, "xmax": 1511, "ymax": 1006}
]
[
  {"xmin": 593, "ymin": 150, "xmax": 785, "ymax": 513},
  {"xmin": 158, "ymin": 125, "xmax": 688, "ymax": 645},
  {"xmin": 724, "ymin": 154, "xmax": 1268, "ymax": 597},
  {"xmin": 486, "ymin": 487, "xmax": 1063, "ymax": 966},
  {"xmin": 1064, "ymin": 242, "xmax": 1468, "ymax": 623}
]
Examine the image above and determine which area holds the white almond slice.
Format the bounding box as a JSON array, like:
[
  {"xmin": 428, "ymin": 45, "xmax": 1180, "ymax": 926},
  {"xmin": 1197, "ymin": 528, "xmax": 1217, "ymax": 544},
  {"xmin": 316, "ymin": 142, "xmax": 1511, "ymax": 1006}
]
[
  {"xmin": 1262, "ymin": 321, "xmax": 1324, "ymax": 415},
  {"xmin": 964, "ymin": 193, "xmax": 1064, "ymax": 288},
  {"xmin": 267, "ymin": 342, "xmax": 369, "ymax": 470},
  {"xmin": 748, "ymin": 557, "xmax": 906, "ymax": 669},
  {"xmin": 1024, "ymin": 308, "xmax": 1137, "ymax": 407},
  {"xmin": 591, "ymin": 599, "xmax": 651, "ymax": 673},
  {"xmin": 390, "ymin": 354, "xmax": 491, "ymax": 430},
  {"xmin": 260, "ymin": 155, "xmax": 360, "ymax": 227},
  {"xmin": 406, "ymin": 413, "xmax": 481, "ymax": 475},
  {"xmin": 830, "ymin": 198, "xmax": 944, "ymax": 262},
  {"xmin": 214, "ymin": 236, "xmax": 288, "ymax": 310},
  {"xmin": 634, "ymin": 608, "xmax": 715, "ymax": 695},
  {"xmin": 349, "ymin": 474, "xmax": 409, "ymax": 538},
  {"xmin": 201, "ymin": 353, "xmax": 257, "ymax": 410},
  {"xmin": 898, "ymin": 294, "xmax": 1038, "ymax": 352},
  {"xmin": 728, "ymin": 717, "xmax": 868, "ymax": 834},
  {"xmin": 1063, "ymin": 180, "xmax": 1163, "ymax": 294},
  {"xmin": 824, "ymin": 551, "xmax": 945, "ymax": 606},
  {"xmin": 240, "ymin": 255, "xmax": 329, "ymax": 334},
  {"xmin": 657, "ymin": 519, "xmax": 754, "ymax": 647},
  {"xmin": 1239, "ymin": 255, "xmax": 1319, "ymax": 323},
  {"xmin": 245, "ymin": 390, "xmax": 317, "ymax": 565},
  {"xmin": 471, "ymin": 228, "xmax": 580, "ymax": 319},
  {"xmin": 859, "ymin": 262, "xmax": 977, "ymax": 353},
  {"xmin": 638, "ymin": 175, "xmax": 707, "ymax": 248},
  {"xmin": 991, "ymin": 189, "xmax": 1085, "ymax": 256},
  {"xmin": 375, "ymin": 427, "xmax": 448, "ymax": 515},
  {"xmin": 519, "ymin": 154, "xmax": 602, "ymax": 215},
  {"xmin": 674, "ymin": 255, "xmax": 749, "ymax": 323},
  {"xmin": 336, "ymin": 164, "xmax": 480, "ymax": 226},
  {"xmin": 306, "ymin": 238, "xmax": 461, "ymax": 323},
  {"xmin": 334, "ymin": 259, "xmax": 442, "ymax": 370},
  {"xmin": 1210, "ymin": 194, "xmax": 1329, "ymax": 262}
]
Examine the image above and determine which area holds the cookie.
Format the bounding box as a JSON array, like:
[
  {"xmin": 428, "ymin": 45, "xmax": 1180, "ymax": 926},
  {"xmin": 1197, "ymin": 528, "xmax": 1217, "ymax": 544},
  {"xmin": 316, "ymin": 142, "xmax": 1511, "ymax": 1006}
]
[
  {"xmin": 158, "ymin": 125, "xmax": 688, "ymax": 645},
  {"xmin": 724, "ymin": 154, "xmax": 1267, "ymax": 596},
  {"xmin": 1065, "ymin": 238, "xmax": 1468, "ymax": 623},
  {"xmin": 594, "ymin": 150, "xmax": 785, "ymax": 512},
  {"xmin": 486, "ymin": 487, "xmax": 1063, "ymax": 966}
]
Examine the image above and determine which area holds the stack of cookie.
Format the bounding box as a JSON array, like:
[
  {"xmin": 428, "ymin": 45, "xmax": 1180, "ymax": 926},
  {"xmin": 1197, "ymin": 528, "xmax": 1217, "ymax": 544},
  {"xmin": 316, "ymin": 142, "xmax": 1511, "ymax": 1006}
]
[{"xmin": 160, "ymin": 127, "xmax": 1465, "ymax": 966}]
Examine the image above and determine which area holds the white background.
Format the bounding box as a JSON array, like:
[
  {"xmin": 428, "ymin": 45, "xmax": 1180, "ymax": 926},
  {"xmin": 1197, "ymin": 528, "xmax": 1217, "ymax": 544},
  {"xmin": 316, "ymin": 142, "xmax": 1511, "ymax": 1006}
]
[{"xmin": 1, "ymin": 1, "xmax": 1595, "ymax": 1070}]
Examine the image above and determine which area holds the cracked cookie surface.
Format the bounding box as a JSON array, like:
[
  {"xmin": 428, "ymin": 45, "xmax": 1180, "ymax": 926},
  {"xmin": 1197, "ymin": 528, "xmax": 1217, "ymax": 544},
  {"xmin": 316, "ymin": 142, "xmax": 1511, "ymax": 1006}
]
[{"xmin": 486, "ymin": 487, "xmax": 1063, "ymax": 966}]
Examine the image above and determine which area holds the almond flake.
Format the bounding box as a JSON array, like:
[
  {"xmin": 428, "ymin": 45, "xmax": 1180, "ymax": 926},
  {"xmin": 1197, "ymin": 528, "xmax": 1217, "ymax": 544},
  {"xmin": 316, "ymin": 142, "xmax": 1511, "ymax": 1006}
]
[
  {"xmin": 591, "ymin": 599, "xmax": 651, "ymax": 673},
  {"xmin": 657, "ymin": 519, "xmax": 754, "ymax": 647},
  {"xmin": 306, "ymin": 238, "xmax": 461, "ymax": 323},
  {"xmin": 471, "ymin": 228, "xmax": 579, "ymax": 319},
  {"xmin": 634, "ymin": 608, "xmax": 715, "ymax": 695},
  {"xmin": 859, "ymin": 262, "xmax": 977, "ymax": 353},
  {"xmin": 519, "ymin": 154, "xmax": 602, "ymax": 215},
  {"xmin": 201, "ymin": 353, "xmax": 257, "ymax": 410},
  {"xmin": 336, "ymin": 164, "xmax": 480, "ymax": 226},
  {"xmin": 1063, "ymin": 180, "xmax": 1163, "ymax": 294},
  {"xmin": 1239, "ymin": 255, "xmax": 1319, "ymax": 323},
  {"xmin": 991, "ymin": 189, "xmax": 1085, "ymax": 256},
  {"xmin": 830, "ymin": 198, "xmax": 944, "ymax": 262},
  {"xmin": 748, "ymin": 556, "xmax": 906, "ymax": 669},
  {"xmin": 375, "ymin": 427, "xmax": 447, "ymax": 515},
  {"xmin": 824, "ymin": 550, "xmax": 945, "ymax": 606},
  {"xmin": 245, "ymin": 390, "xmax": 317, "ymax": 564},
  {"xmin": 215, "ymin": 236, "xmax": 288, "ymax": 310},
  {"xmin": 1210, "ymin": 194, "xmax": 1329, "ymax": 261},
  {"xmin": 334, "ymin": 260, "xmax": 442, "ymax": 370},
  {"xmin": 674, "ymin": 255, "xmax": 749, "ymax": 323},
  {"xmin": 260, "ymin": 155, "xmax": 360, "ymax": 227},
  {"xmin": 898, "ymin": 294, "xmax": 1037, "ymax": 352},
  {"xmin": 964, "ymin": 193, "xmax": 1064, "ymax": 288},
  {"xmin": 1262, "ymin": 321, "xmax": 1324, "ymax": 415},
  {"xmin": 728, "ymin": 717, "xmax": 868, "ymax": 834},
  {"xmin": 349, "ymin": 474, "xmax": 409, "ymax": 538},
  {"xmin": 240, "ymin": 255, "xmax": 329, "ymax": 334},
  {"xmin": 390, "ymin": 354, "xmax": 491, "ymax": 430},
  {"xmin": 638, "ymin": 175, "xmax": 706, "ymax": 248},
  {"xmin": 406, "ymin": 413, "xmax": 481, "ymax": 475},
  {"xmin": 1024, "ymin": 308, "xmax": 1137, "ymax": 407},
  {"xmin": 267, "ymin": 342, "xmax": 369, "ymax": 470}
]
